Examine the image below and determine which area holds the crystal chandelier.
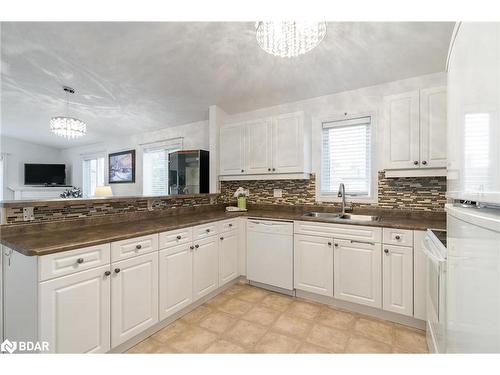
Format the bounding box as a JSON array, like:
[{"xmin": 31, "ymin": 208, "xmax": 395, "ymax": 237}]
[
  {"xmin": 256, "ymin": 21, "xmax": 327, "ymax": 58},
  {"xmin": 50, "ymin": 86, "xmax": 87, "ymax": 139}
]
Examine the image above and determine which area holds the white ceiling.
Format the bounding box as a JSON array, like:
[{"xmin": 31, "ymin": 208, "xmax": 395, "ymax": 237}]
[{"xmin": 0, "ymin": 22, "xmax": 454, "ymax": 149}]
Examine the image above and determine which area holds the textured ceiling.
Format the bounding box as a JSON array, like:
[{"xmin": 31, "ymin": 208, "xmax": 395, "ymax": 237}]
[{"xmin": 0, "ymin": 22, "xmax": 454, "ymax": 148}]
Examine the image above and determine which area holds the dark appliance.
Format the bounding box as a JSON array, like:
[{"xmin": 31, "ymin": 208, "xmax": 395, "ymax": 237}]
[
  {"xmin": 168, "ymin": 150, "xmax": 209, "ymax": 195},
  {"xmin": 24, "ymin": 163, "xmax": 66, "ymax": 186}
]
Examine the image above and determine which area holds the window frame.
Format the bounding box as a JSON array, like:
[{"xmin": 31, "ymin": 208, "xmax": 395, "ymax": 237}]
[
  {"xmin": 141, "ymin": 138, "xmax": 183, "ymax": 196},
  {"xmin": 81, "ymin": 152, "xmax": 106, "ymax": 198},
  {"xmin": 315, "ymin": 112, "xmax": 378, "ymax": 204}
]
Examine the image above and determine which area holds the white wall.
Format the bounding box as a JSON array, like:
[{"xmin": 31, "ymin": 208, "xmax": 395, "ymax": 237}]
[
  {"xmin": 0, "ymin": 136, "xmax": 64, "ymax": 200},
  {"xmin": 61, "ymin": 120, "xmax": 209, "ymax": 196},
  {"xmin": 222, "ymin": 72, "xmax": 447, "ymax": 201}
]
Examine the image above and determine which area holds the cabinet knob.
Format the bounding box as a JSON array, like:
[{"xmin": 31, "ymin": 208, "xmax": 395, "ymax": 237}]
[
  {"xmin": 190, "ymin": 245, "xmax": 194, "ymax": 250},
  {"xmin": 328, "ymin": 242, "xmax": 332, "ymax": 246},
  {"xmin": 395, "ymin": 235, "xmax": 401, "ymax": 240},
  {"xmin": 195, "ymin": 244, "xmax": 199, "ymax": 249},
  {"xmin": 76, "ymin": 258, "xmax": 84, "ymax": 264},
  {"xmin": 272, "ymin": 168, "xmax": 276, "ymax": 171},
  {"xmin": 422, "ymin": 160, "xmax": 427, "ymax": 165},
  {"xmin": 206, "ymin": 229, "xmax": 210, "ymax": 233},
  {"xmin": 220, "ymin": 237, "xmax": 224, "ymax": 241},
  {"xmin": 268, "ymin": 168, "xmax": 271, "ymax": 171},
  {"xmin": 114, "ymin": 268, "xmax": 121, "ymax": 273},
  {"xmin": 241, "ymin": 169, "xmax": 244, "ymax": 173},
  {"xmin": 384, "ymin": 249, "xmax": 389, "ymax": 254},
  {"xmin": 104, "ymin": 271, "xmax": 111, "ymax": 276},
  {"xmin": 228, "ymin": 223, "xmax": 233, "ymax": 227},
  {"xmin": 176, "ymin": 235, "xmax": 182, "ymax": 240},
  {"xmin": 413, "ymin": 161, "xmax": 419, "ymax": 165},
  {"xmin": 136, "ymin": 244, "xmax": 142, "ymax": 249}
]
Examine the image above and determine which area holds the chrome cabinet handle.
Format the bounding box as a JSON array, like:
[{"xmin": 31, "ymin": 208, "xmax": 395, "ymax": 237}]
[
  {"xmin": 104, "ymin": 271, "xmax": 111, "ymax": 276},
  {"xmin": 76, "ymin": 258, "xmax": 84, "ymax": 264},
  {"xmin": 422, "ymin": 161, "xmax": 427, "ymax": 165},
  {"xmin": 176, "ymin": 235, "xmax": 182, "ymax": 240},
  {"xmin": 114, "ymin": 268, "xmax": 121, "ymax": 273},
  {"xmin": 414, "ymin": 161, "xmax": 419, "ymax": 165},
  {"xmin": 136, "ymin": 244, "xmax": 142, "ymax": 249},
  {"xmin": 384, "ymin": 249, "xmax": 389, "ymax": 254}
]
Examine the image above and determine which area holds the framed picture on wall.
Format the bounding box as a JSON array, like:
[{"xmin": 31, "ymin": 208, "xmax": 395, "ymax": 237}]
[{"xmin": 108, "ymin": 150, "xmax": 135, "ymax": 183}]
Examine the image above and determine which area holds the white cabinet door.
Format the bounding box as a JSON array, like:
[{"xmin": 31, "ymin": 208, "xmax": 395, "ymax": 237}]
[
  {"xmin": 111, "ymin": 252, "xmax": 158, "ymax": 347},
  {"xmin": 246, "ymin": 118, "xmax": 273, "ymax": 174},
  {"xmin": 193, "ymin": 236, "xmax": 219, "ymax": 301},
  {"xmin": 413, "ymin": 231, "xmax": 427, "ymax": 320},
  {"xmin": 420, "ymin": 86, "xmax": 447, "ymax": 169},
  {"xmin": 219, "ymin": 230, "xmax": 239, "ymax": 286},
  {"xmin": 159, "ymin": 244, "xmax": 193, "ymax": 321},
  {"xmin": 39, "ymin": 265, "xmax": 111, "ymax": 353},
  {"xmin": 294, "ymin": 234, "xmax": 333, "ymax": 297},
  {"xmin": 220, "ymin": 123, "xmax": 246, "ymax": 175},
  {"xmin": 272, "ymin": 112, "xmax": 304, "ymax": 173},
  {"xmin": 383, "ymin": 244, "xmax": 413, "ymax": 316},
  {"xmin": 334, "ymin": 239, "xmax": 382, "ymax": 308},
  {"xmin": 384, "ymin": 90, "xmax": 420, "ymax": 169}
]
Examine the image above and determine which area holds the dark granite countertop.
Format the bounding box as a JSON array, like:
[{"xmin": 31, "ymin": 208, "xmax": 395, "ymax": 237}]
[{"xmin": 0, "ymin": 208, "xmax": 445, "ymax": 257}]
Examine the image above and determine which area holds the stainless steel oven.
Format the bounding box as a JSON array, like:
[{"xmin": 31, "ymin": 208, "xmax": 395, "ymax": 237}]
[{"xmin": 422, "ymin": 229, "xmax": 447, "ymax": 353}]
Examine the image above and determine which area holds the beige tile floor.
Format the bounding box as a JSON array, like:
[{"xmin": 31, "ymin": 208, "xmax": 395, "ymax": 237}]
[{"xmin": 127, "ymin": 282, "xmax": 428, "ymax": 354}]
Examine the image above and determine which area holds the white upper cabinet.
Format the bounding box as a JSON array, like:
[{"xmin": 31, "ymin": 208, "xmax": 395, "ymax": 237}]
[
  {"xmin": 384, "ymin": 90, "xmax": 421, "ymax": 170},
  {"xmin": 420, "ymin": 86, "xmax": 447, "ymax": 169},
  {"xmin": 334, "ymin": 239, "xmax": 382, "ymax": 308},
  {"xmin": 220, "ymin": 123, "xmax": 246, "ymax": 175},
  {"xmin": 384, "ymin": 87, "xmax": 447, "ymax": 174},
  {"xmin": 272, "ymin": 112, "xmax": 304, "ymax": 173},
  {"xmin": 245, "ymin": 118, "xmax": 273, "ymax": 174},
  {"xmin": 219, "ymin": 111, "xmax": 309, "ymax": 178}
]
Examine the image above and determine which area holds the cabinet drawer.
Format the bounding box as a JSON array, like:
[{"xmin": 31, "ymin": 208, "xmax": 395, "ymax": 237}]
[
  {"xmin": 294, "ymin": 221, "xmax": 382, "ymax": 243},
  {"xmin": 159, "ymin": 227, "xmax": 193, "ymax": 249},
  {"xmin": 193, "ymin": 223, "xmax": 218, "ymax": 240},
  {"xmin": 39, "ymin": 243, "xmax": 111, "ymax": 282},
  {"xmin": 383, "ymin": 228, "xmax": 413, "ymax": 247},
  {"xmin": 219, "ymin": 218, "xmax": 239, "ymax": 233},
  {"xmin": 111, "ymin": 234, "xmax": 159, "ymax": 262}
]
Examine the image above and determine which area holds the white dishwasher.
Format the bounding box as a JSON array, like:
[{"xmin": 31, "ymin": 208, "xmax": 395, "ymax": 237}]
[{"xmin": 246, "ymin": 219, "xmax": 294, "ymax": 291}]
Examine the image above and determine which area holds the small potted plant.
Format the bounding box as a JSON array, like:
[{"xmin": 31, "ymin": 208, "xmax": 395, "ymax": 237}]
[{"xmin": 233, "ymin": 187, "xmax": 249, "ymax": 210}]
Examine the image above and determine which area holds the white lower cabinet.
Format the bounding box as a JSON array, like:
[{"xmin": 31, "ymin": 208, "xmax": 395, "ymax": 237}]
[
  {"xmin": 219, "ymin": 230, "xmax": 239, "ymax": 285},
  {"xmin": 111, "ymin": 252, "xmax": 159, "ymax": 347},
  {"xmin": 159, "ymin": 243, "xmax": 193, "ymax": 320},
  {"xmin": 193, "ymin": 235, "xmax": 219, "ymax": 301},
  {"xmin": 294, "ymin": 234, "xmax": 334, "ymax": 297},
  {"xmin": 39, "ymin": 265, "xmax": 111, "ymax": 353},
  {"xmin": 334, "ymin": 239, "xmax": 382, "ymax": 308},
  {"xmin": 382, "ymin": 244, "xmax": 413, "ymax": 316}
]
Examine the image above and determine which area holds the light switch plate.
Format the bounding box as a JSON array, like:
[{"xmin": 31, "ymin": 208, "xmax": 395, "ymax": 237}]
[
  {"xmin": 273, "ymin": 189, "xmax": 283, "ymax": 198},
  {"xmin": 23, "ymin": 207, "xmax": 35, "ymax": 221}
]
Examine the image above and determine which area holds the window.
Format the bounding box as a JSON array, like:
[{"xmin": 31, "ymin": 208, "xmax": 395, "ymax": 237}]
[
  {"xmin": 321, "ymin": 116, "xmax": 372, "ymax": 198},
  {"xmin": 82, "ymin": 156, "xmax": 105, "ymax": 197},
  {"xmin": 142, "ymin": 139, "xmax": 182, "ymax": 196}
]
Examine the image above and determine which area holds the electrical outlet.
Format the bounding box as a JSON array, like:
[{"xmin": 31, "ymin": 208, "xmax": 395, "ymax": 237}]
[
  {"xmin": 273, "ymin": 189, "xmax": 283, "ymax": 198},
  {"xmin": 23, "ymin": 207, "xmax": 35, "ymax": 221}
]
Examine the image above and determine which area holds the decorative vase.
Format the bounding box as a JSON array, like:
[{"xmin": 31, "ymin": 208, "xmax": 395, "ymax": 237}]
[{"xmin": 237, "ymin": 196, "xmax": 247, "ymax": 210}]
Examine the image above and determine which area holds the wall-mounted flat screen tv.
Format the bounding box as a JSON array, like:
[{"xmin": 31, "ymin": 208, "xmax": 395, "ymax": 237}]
[{"xmin": 24, "ymin": 163, "xmax": 66, "ymax": 185}]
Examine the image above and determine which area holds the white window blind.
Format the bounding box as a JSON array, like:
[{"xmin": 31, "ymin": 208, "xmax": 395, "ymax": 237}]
[
  {"xmin": 82, "ymin": 157, "xmax": 105, "ymax": 197},
  {"xmin": 142, "ymin": 139, "xmax": 182, "ymax": 196},
  {"xmin": 321, "ymin": 116, "xmax": 372, "ymax": 197}
]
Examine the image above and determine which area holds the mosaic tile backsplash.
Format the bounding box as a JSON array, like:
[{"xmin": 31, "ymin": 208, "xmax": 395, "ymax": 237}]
[{"xmin": 220, "ymin": 172, "xmax": 447, "ymax": 212}]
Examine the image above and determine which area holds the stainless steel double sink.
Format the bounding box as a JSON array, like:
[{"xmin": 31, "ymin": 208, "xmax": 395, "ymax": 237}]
[{"xmin": 302, "ymin": 212, "xmax": 380, "ymax": 222}]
